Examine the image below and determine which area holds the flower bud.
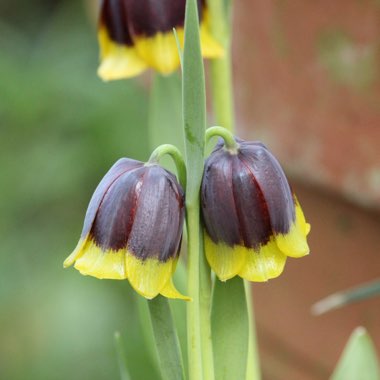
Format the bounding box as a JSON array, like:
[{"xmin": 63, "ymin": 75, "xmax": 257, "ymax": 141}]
[
  {"xmin": 201, "ymin": 138, "xmax": 310, "ymax": 282},
  {"xmin": 98, "ymin": 0, "xmax": 223, "ymax": 80},
  {"xmin": 64, "ymin": 158, "xmax": 188, "ymax": 300}
]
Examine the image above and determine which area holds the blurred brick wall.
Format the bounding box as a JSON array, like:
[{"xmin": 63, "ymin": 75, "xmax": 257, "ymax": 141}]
[
  {"xmin": 231, "ymin": 2, "xmax": 380, "ymax": 378},
  {"xmin": 233, "ymin": 0, "xmax": 380, "ymax": 210}
]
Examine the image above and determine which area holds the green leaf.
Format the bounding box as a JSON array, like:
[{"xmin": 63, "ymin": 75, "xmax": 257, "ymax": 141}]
[
  {"xmin": 183, "ymin": 0, "xmax": 206, "ymax": 203},
  {"xmin": 212, "ymin": 277, "xmax": 249, "ymax": 380},
  {"xmin": 331, "ymin": 327, "xmax": 380, "ymax": 380},
  {"xmin": 136, "ymin": 296, "xmax": 161, "ymax": 372},
  {"xmin": 148, "ymin": 296, "xmax": 185, "ymax": 380},
  {"xmin": 171, "ymin": 261, "xmax": 189, "ymax": 375},
  {"xmin": 114, "ymin": 332, "xmax": 132, "ymax": 380}
]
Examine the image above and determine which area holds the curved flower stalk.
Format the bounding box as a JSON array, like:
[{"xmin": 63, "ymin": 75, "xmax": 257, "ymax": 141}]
[
  {"xmin": 64, "ymin": 158, "xmax": 188, "ymax": 300},
  {"xmin": 201, "ymin": 134, "xmax": 311, "ymax": 282},
  {"xmin": 98, "ymin": 0, "xmax": 223, "ymax": 80}
]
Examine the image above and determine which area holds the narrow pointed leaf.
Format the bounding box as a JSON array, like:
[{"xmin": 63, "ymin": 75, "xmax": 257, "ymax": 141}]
[
  {"xmin": 312, "ymin": 279, "xmax": 380, "ymax": 315},
  {"xmin": 148, "ymin": 296, "xmax": 185, "ymax": 380},
  {"xmin": 245, "ymin": 282, "xmax": 261, "ymax": 380},
  {"xmin": 183, "ymin": 0, "xmax": 206, "ymax": 202},
  {"xmin": 331, "ymin": 327, "xmax": 380, "ymax": 380},
  {"xmin": 212, "ymin": 277, "xmax": 249, "ymax": 380}
]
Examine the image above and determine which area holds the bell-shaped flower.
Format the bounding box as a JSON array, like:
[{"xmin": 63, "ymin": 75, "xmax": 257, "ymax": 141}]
[
  {"xmin": 98, "ymin": 0, "xmax": 223, "ymax": 80},
  {"xmin": 201, "ymin": 138, "xmax": 310, "ymax": 282},
  {"xmin": 64, "ymin": 158, "xmax": 188, "ymax": 300}
]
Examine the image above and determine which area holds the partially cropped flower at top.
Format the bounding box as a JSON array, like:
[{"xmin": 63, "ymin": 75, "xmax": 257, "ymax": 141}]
[
  {"xmin": 98, "ymin": 0, "xmax": 223, "ymax": 80},
  {"xmin": 201, "ymin": 137, "xmax": 311, "ymax": 282},
  {"xmin": 64, "ymin": 158, "xmax": 188, "ymax": 300}
]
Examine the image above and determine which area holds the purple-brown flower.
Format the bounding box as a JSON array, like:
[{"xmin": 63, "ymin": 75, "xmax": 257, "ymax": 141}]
[
  {"xmin": 98, "ymin": 0, "xmax": 223, "ymax": 80},
  {"xmin": 201, "ymin": 138, "xmax": 310, "ymax": 282},
  {"xmin": 64, "ymin": 158, "xmax": 188, "ymax": 300}
]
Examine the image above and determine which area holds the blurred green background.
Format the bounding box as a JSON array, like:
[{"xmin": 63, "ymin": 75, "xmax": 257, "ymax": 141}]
[
  {"xmin": 3, "ymin": 1, "xmax": 379, "ymax": 379},
  {"xmin": 0, "ymin": 1, "xmax": 164, "ymax": 378}
]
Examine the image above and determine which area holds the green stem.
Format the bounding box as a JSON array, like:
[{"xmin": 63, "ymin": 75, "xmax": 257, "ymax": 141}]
[
  {"xmin": 245, "ymin": 282, "xmax": 261, "ymax": 380},
  {"xmin": 199, "ymin": 233, "xmax": 214, "ymax": 380},
  {"xmin": 148, "ymin": 143, "xmax": 187, "ymax": 189},
  {"xmin": 205, "ymin": 126, "xmax": 238, "ymax": 152},
  {"xmin": 186, "ymin": 203, "xmax": 203, "ymax": 380},
  {"xmin": 208, "ymin": 0, "xmax": 234, "ymax": 132}
]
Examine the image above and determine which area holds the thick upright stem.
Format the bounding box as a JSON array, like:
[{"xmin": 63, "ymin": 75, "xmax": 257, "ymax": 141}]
[
  {"xmin": 186, "ymin": 202, "xmax": 203, "ymax": 380},
  {"xmin": 208, "ymin": 0, "xmax": 234, "ymax": 132},
  {"xmin": 245, "ymin": 282, "xmax": 262, "ymax": 380},
  {"xmin": 199, "ymin": 233, "xmax": 215, "ymax": 380}
]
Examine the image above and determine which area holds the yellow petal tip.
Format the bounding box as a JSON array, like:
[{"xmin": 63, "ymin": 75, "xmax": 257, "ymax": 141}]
[
  {"xmin": 134, "ymin": 32, "xmax": 181, "ymax": 76},
  {"xmin": 72, "ymin": 240, "xmax": 127, "ymax": 280},
  {"xmin": 126, "ymin": 253, "xmax": 185, "ymax": 300},
  {"xmin": 98, "ymin": 28, "xmax": 147, "ymax": 80},
  {"xmin": 238, "ymin": 240, "xmax": 287, "ymax": 282},
  {"xmin": 204, "ymin": 234, "xmax": 247, "ymax": 282},
  {"xmin": 160, "ymin": 279, "xmax": 190, "ymax": 301},
  {"xmin": 276, "ymin": 201, "xmax": 310, "ymax": 258}
]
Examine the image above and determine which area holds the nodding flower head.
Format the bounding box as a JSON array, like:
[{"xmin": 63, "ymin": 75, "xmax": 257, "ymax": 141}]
[
  {"xmin": 98, "ymin": 0, "xmax": 223, "ymax": 80},
  {"xmin": 64, "ymin": 158, "xmax": 188, "ymax": 300},
  {"xmin": 201, "ymin": 138, "xmax": 310, "ymax": 282}
]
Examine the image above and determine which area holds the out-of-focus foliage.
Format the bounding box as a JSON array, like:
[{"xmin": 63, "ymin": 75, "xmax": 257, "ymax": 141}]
[
  {"xmin": 331, "ymin": 327, "xmax": 380, "ymax": 380},
  {"xmin": 0, "ymin": 1, "xmax": 162, "ymax": 379}
]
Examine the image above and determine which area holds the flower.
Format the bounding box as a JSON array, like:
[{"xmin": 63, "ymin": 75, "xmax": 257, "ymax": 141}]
[
  {"xmin": 64, "ymin": 158, "xmax": 188, "ymax": 300},
  {"xmin": 98, "ymin": 0, "xmax": 223, "ymax": 80},
  {"xmin": 201, "ymin": 138, "xmax": 310, "ymax": 282}
]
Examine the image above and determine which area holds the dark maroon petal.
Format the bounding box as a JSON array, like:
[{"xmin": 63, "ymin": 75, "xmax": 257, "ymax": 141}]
[
  {"xmin": 231, "ymin": 154, "xmax": 272, "ymax": 248},
  {"xmin": 127, "ymin": 165, "xmax": 185, "ymax": 262},
  {"xmin": 81, "ymin": 158, "xmax": 143, "ymax": 238},
  {"xmin": 90, "ymin": 166, "xmax": 145, "ymax": 250},
  {"xmin": 239, "ymin": 142, "xmax": 295, "ymax": 234},
  {"xmin": 100, "ymin": 0, "xmax": 133, "ymax": 46},
  {"xmin": 201, "ymin": 149, "xmax": 241, "ymax": 246},
  {"xmin": 127, "ymin": 0, "xmax": 203, "ymax": 38},
  {"xmin": 201, "ymin": 138, "xmax": 296, "ymax": 249}
]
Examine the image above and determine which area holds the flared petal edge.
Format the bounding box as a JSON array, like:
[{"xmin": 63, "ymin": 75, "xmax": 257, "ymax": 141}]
[
  {"xmin": 98, "ymin": 27, "xmax": 147, "ymax": 81},
  {"xmin": 205, "ymin": 233, "xmax": 246, "ymax": 281},
  {"xmin": 63, "ymin": 236, "xmax": 189, "ymax": 300},
  {"xmin": 125, "ymin": 253, "xmax": 189, "ymax": 300},
  {"xmin": 238, "ymin": 239, "xmax": 287, "ymax": 282},
  {"xmin": 276, "ymin": 199, "xmax": 311, "ymax": 258},
  {"xmin": 205, "ymin": 233, "xmax": 287, "ymax": 282},
  {"xmin": 133, "ymin": 30, "xmax": 184, "ymax": 75}
]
